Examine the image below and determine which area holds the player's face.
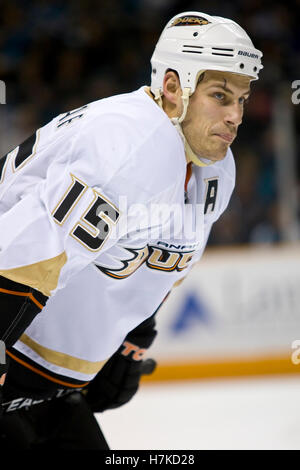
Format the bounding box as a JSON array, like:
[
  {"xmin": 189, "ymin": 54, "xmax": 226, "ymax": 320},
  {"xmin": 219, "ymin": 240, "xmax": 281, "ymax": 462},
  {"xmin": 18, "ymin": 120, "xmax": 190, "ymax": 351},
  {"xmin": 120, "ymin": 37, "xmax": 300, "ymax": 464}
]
[{"xmin": 182, "ymin": 70, "xmax": 251, "ymax": 162}]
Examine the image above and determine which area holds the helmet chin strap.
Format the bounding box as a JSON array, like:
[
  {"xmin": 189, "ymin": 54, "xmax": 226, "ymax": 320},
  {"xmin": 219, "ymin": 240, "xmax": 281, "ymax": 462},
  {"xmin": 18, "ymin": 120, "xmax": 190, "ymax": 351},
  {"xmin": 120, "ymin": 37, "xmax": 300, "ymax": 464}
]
[{"xmin": 154, "ymin": 88, "xmax": 215, "ymax": 167}]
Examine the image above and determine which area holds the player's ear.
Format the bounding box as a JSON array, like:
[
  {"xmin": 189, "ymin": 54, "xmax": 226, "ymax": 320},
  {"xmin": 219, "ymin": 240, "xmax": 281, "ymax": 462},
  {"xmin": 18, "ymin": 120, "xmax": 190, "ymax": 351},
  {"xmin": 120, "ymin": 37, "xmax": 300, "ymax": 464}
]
[{"xmin": 162, "ymin": 70, "xmax": 183, "ymax": 118}]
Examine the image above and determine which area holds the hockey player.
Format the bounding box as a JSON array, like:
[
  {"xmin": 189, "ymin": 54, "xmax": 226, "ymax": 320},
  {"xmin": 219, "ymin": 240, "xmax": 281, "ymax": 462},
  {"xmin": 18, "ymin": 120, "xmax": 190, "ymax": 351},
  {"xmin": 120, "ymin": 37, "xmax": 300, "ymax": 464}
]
[{"xmin": 0, "ymin": 12, "xmax": 262, "ymax": 449}]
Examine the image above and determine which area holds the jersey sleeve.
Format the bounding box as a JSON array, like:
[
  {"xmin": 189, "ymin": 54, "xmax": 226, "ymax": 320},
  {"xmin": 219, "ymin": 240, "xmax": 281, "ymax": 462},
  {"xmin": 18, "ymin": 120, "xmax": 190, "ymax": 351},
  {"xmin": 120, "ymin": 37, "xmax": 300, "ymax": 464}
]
[{"xmin": 0, "ymin": 121, "xmax": 131, "ymax": 295}]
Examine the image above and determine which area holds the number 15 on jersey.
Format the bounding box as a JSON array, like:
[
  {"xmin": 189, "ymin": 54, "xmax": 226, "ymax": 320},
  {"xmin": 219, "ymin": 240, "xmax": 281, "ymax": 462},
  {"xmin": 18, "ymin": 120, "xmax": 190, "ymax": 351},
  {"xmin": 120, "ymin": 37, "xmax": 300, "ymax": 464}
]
[{"xmin": 52, "ymin": 174, "xmax": 120, "ymax": 252}]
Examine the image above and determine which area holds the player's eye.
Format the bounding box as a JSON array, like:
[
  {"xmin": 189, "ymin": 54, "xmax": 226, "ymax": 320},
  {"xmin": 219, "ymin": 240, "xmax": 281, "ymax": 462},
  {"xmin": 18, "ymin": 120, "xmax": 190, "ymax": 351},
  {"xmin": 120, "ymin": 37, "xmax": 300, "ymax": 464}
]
[
  {"xmin": 239, "ymin": 96, "xmax": 249, "ymax": 106},
  {"xmin": 214, "ymin": 92, "xmax": 225, "ymax": 101}
]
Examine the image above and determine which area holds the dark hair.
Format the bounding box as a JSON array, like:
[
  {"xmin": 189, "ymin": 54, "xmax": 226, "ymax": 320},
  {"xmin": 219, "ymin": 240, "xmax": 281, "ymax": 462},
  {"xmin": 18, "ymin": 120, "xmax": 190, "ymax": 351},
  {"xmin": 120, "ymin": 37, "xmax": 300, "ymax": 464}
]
[{"xmin": 197, "ymin": 72, "xmax": 205, "ymax": 84}]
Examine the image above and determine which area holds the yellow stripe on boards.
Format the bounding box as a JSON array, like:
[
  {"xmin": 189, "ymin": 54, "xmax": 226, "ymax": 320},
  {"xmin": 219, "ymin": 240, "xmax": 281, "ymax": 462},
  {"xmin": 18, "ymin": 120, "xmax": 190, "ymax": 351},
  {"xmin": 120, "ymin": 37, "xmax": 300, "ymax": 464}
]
[{"xmin": 141, "ymin": 354, "xmax": 300, "ymax": 383}]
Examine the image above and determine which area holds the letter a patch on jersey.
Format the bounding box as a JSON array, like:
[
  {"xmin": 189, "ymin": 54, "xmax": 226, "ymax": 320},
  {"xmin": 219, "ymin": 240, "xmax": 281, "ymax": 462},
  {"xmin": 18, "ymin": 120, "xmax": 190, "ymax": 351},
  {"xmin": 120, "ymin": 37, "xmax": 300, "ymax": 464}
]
[{"xmin": 204, "ymin": 178, "xmax": 218, "ymax": 214}]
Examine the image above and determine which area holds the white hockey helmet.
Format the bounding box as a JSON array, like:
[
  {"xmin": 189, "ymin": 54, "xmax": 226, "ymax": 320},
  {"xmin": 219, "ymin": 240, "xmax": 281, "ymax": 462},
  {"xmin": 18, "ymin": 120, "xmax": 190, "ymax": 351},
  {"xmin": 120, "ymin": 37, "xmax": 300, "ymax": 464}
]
[{"xmin": 150, "ymin": 11, "xmax": 263, "ymax": 97}]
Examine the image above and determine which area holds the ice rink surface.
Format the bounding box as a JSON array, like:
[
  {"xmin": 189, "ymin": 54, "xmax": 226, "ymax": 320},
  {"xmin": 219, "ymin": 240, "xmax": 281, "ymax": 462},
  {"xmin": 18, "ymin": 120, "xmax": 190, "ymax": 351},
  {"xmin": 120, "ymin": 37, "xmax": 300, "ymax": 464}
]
[{"xmin": 98, "ymin": 375, "xmax": 300, "ymax": 450}]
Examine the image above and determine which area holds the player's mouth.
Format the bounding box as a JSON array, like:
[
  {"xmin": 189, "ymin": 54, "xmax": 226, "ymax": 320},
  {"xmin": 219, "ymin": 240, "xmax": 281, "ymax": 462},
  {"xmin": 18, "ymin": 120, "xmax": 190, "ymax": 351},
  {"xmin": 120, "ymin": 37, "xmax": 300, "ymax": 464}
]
[{"xmin": 213, "ymin": 133, "xmax": 235, "ymax": 143}]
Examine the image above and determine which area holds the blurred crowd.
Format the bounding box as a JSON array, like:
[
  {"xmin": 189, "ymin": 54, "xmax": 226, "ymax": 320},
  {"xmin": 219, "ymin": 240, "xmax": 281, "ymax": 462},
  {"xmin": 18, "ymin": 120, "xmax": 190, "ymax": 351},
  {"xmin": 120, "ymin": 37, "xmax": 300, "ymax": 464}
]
[{"xmin": 0, "ymin": 0, "xmax": 299, "ymax": 245}]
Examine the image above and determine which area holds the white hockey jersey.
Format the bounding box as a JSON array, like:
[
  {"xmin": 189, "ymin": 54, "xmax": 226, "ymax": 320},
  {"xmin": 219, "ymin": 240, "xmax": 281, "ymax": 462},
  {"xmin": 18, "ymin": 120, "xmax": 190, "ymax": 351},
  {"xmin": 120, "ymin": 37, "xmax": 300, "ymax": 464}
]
[
  {"xmin": 0, "ymin": 87, "xmax": 186, "ymax": 295},
  {"xmin": 1, "ymin": 87, "xmax": 235, "ymax": 386}
]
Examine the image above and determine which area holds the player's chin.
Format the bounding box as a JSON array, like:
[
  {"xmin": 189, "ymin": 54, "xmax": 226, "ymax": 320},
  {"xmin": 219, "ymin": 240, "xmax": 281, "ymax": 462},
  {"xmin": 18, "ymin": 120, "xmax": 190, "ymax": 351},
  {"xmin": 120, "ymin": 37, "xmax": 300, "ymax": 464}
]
[
  {"xmin": 208, "ymin": 145, "xmax": 228, "ymax": 162},
  {"xmin": 215, "ymin": 150, "xmax": 228, "ymax": 161}
]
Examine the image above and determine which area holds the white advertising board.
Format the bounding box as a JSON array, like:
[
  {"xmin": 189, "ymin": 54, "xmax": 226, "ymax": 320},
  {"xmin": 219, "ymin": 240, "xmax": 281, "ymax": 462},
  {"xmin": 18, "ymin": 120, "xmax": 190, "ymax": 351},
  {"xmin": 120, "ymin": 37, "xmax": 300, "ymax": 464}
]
[{"xmin": 151, "ymin": 244, "xmax": 300, "ymax": 366}]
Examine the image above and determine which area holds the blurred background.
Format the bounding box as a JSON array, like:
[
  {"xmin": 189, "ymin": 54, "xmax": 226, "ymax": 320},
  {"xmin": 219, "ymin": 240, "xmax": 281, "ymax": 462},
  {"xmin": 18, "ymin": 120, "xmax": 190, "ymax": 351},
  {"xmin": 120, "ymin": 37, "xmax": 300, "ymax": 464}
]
[{"xmin": 0, "ymin": 0, "xmax": 300, "ymax": 449}]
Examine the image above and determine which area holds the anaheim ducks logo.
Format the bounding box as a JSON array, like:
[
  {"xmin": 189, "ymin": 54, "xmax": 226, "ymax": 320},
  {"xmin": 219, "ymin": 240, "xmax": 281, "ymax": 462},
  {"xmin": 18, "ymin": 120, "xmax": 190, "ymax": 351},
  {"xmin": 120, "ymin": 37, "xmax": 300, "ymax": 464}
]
[
  {"xmin": 95, "ymin": 246, "xmax": 149, "ymax": 280},
  {"xmin": 95, "ymin": 244, "xmax": 196, "ymax": 280},
  {"xmin": 169, "ymin": 15, "xmax": 211, "ymax": 27}
]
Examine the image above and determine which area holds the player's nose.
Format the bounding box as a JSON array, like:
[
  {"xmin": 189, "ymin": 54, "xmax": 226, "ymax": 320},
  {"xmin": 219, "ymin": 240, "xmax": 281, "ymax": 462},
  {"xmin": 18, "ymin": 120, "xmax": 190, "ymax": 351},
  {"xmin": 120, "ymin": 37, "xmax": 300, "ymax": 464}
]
[{"xmin": 224, "ymin": 103, "xmax": 243, "ymax": 127}]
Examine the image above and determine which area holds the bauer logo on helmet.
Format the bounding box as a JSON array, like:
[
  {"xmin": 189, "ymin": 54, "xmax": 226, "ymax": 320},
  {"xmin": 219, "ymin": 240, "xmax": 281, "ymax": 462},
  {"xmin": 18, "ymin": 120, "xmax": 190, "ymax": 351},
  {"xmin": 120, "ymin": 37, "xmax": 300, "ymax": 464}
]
[{"xmin": 238, "ymin": 50, "xmax": 259, "ymax": 59}]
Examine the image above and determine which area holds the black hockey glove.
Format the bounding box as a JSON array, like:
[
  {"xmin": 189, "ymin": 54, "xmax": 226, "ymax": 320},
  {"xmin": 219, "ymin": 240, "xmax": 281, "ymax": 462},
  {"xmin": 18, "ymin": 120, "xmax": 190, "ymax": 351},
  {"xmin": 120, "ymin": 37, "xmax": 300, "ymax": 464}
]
[
  {"xmin": 0, "ymin": 341, "xmax": 8, "ymax": 419},
  {"xmin": 86, "ymin": 314, "xmax": 157, "ymax": 412}
]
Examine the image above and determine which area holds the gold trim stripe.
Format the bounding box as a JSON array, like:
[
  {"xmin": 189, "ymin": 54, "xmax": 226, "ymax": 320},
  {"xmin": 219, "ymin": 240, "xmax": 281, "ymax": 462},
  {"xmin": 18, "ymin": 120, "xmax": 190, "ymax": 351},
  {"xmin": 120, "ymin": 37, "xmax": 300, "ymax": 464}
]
[
  {"xmin": 7, "ymin": 350, "xmax": 90, "ymax": 388},
  {"xmin": 19, "ymin": 334, "xmax": 106, "ymax": 375},
  {"xmin": 140, "ymin": 354, "xmax": 300, "ymax": 383},
  {"xmin": 0, "ymin": 252, "xmax": 67, "ymax": 297}
]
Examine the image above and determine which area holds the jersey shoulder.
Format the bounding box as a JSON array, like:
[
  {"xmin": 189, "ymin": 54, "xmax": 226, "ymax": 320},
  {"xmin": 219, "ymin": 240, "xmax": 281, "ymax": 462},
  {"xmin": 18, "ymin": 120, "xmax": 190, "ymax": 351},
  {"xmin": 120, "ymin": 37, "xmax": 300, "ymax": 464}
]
[
  {"xmin": 72, "ymin": 88, "xmax": 186, "ymax": 203},
  {"xmin": 30, "ymin": 88, "xmax": 186, "ymax": 206}
]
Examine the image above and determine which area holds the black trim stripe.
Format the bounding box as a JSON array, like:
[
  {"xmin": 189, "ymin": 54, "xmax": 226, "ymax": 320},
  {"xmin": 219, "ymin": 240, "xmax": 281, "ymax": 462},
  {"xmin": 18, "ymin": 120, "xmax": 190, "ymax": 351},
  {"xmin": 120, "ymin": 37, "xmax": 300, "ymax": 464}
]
[
  {"xmin": 7, "ymin": 347, "xmax": 90, "ymax": 389},
  {"xmin": 14, "ymin": 133, "xmax": 37, "ymax": 169},
  {"xmin": 0, "ymin": 154, "xmax": 7, "ymax": 181},
  {"xmin": 0, "ymin": 276, "xmax": 48, "ymax": 306}
]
